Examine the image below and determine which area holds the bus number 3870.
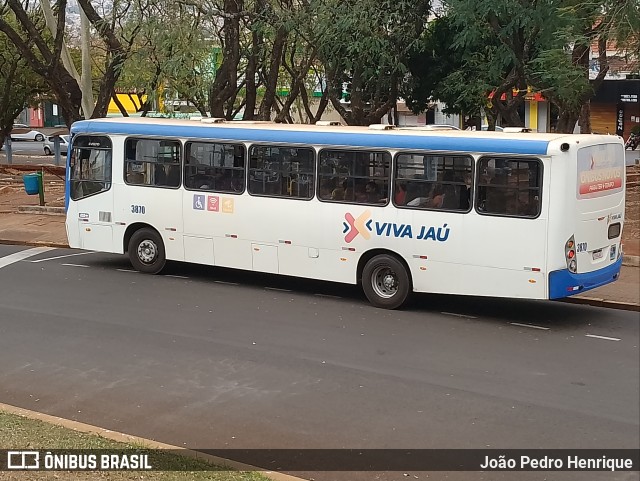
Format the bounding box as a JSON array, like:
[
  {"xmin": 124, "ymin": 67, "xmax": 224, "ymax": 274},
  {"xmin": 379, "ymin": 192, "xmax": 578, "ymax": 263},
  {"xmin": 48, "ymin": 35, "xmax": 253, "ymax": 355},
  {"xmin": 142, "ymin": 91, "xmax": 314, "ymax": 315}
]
[{"xmin": 131, "ymin": 205, "xmax": 146, "ymax": 214}]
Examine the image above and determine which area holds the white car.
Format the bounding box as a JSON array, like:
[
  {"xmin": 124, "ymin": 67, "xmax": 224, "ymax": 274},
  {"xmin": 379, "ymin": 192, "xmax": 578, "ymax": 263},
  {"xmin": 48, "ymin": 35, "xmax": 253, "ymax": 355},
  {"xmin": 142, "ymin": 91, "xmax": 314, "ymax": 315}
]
[
  {"xmin": 11, "ymin": 123, "xmax": 45, "ymax": 141},
  {"xmin": 43, "ymin": 135, "xmax": 69, "ymax": 155}
]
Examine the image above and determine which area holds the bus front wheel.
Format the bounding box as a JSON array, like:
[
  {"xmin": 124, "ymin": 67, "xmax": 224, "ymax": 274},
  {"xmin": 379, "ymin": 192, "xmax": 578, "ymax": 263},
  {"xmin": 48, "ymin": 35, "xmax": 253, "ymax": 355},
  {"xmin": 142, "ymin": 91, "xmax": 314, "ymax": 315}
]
[
  {"xmin": 129, "ymin": 228, "xmax": 166, "ymax": 274},
  {"xmin": 362, "ymin": 254, "xmax": 411, "ymax": 309}
]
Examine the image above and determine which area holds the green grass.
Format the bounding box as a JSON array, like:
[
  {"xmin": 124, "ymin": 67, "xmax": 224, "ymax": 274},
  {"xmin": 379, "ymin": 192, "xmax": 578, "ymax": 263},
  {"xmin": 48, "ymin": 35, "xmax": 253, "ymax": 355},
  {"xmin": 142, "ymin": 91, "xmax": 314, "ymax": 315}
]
[{"xmin": 0, "ymin": 411, "xmax": 271, "ymax": 481}]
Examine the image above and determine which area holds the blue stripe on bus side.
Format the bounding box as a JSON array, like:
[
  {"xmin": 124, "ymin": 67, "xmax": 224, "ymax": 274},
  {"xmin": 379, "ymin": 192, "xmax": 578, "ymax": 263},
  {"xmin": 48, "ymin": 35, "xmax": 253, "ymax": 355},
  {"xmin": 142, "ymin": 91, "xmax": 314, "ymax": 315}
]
[{"xmin": 70, "ymin": 121, "xmax": 550, "ymax": 155}]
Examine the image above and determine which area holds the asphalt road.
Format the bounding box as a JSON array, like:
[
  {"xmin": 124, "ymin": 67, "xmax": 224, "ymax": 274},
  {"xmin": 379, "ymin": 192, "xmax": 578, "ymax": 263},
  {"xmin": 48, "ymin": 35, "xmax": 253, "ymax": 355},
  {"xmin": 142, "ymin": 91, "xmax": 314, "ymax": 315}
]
[
  {"xmin": 3, "ymin": 140, "xmax": 46, "ymax": 156},
  {"xmin": 0, "ymin": 245, "xmax": 638, "ymax": 480},
  {"xmin": 0, "ymin": 140, "xmax": 65, "ymax": 166}
]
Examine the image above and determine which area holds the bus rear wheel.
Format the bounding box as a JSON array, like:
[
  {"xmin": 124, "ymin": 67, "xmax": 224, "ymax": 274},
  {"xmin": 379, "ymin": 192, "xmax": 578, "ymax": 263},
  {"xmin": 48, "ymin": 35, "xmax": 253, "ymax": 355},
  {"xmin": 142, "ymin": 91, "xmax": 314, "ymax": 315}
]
[
  {"xmin": 128, "ymin": 228, "xmax": 166, "ymax": 274},
  {"xmin": 362, "ymin": 254, "xmax": 411, "ymax": 309}
]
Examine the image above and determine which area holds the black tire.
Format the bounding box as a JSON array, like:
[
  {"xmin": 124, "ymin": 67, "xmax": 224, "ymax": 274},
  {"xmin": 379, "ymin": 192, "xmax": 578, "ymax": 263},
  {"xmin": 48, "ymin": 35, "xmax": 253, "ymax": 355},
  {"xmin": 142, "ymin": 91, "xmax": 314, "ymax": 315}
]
[
  {"xmin": 128, "ymin": 228, "xmax": 166, "ymax": 274},
  {"xmin": 35, "ymin": 134, "xmax": 44, "ymax": 142},
  {"xmin": 44, "ymin": 146, "xmax": 52, "ymax": 155},
  {"xmin": 361, "ymin": 254, "xmax": 411, "ymax": 309}
]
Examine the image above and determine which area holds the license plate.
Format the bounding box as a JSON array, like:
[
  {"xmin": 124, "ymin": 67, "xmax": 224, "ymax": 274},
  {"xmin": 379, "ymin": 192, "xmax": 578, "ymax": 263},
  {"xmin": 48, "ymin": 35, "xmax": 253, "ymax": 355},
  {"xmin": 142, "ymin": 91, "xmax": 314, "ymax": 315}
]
[{"xmin": 593, "ymin": 249, "xmax": 603, "ymax": 260}]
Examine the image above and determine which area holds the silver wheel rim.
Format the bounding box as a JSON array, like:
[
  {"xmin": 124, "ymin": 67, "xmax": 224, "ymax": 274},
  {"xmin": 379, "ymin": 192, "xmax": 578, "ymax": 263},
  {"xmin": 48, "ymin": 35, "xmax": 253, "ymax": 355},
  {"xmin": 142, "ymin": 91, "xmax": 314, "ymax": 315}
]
[
  {"xmin": 371, "ymin": 265, "xmax": 398, "ymax": 299},
  {"xmin": 137, "ymin": 239, "xmax": 158, "ymax": 264}
]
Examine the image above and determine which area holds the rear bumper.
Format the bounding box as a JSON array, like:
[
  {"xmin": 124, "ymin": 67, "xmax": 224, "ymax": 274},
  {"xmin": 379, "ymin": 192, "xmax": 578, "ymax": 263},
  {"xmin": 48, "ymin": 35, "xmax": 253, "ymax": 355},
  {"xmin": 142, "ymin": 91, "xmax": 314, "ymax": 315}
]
[{"xmin": 548, "ymin": 256, "xmax": 623, "ymax": 299}]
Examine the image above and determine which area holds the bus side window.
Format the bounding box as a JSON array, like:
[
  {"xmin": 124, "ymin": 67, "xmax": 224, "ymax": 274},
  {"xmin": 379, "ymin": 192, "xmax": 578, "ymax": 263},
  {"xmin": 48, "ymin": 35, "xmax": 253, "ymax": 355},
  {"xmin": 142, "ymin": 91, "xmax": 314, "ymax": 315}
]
[
  {"xmin": 476, "ymin": 157, "xmax": 542, "ymax": 217},
  {"xmin": 317, "ymin": 150, "xmax": 390, "ymax": 205},
  {"xmin": 395, "ymin": 153, "xmax": 472, "ymax": 211},
  {"xmin": 125, "ymin": 138, "xmax": 181, "ymax": 188},
  {"xmin": 248, "ymin": 145, "xmax": 314, "ymax": 199}
]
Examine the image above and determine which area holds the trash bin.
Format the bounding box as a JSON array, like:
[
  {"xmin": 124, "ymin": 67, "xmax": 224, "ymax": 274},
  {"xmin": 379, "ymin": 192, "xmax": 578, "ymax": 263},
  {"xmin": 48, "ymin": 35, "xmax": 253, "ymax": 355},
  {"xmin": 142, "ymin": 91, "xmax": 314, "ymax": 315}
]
[{"xmin": 23, "ymin": 172, "xmax": 41, "ymax": 195}]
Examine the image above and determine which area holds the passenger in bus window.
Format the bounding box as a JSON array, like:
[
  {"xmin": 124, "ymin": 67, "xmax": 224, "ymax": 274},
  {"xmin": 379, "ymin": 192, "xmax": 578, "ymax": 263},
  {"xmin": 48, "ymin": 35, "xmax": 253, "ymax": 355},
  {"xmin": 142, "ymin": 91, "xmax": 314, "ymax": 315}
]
[
  {"xmin": 355, "ymin": 183, "xmax": 368, "ymax": 202},
  {"xmin": 365, "ymin": 181, "xmax": 384, "ymax": 203},
  {"xmin": 319, "ymin": 179, "xmax": 334, "ymax": 199},
  {"xmin": 166, "ymin": 165, "xmax": 180, "ymax": 187},
  {"xmin": 331, "ymin": 179, "xmax": 347, "ymax": 200},
  {"xmin": 459, "ymin": 172, "xmax": 472, "ymax": 209},
  {"xmin": 154, "ymin": 164, "xmax": 167, "ymax": 186},
  {"xmin": 394, "ymin": 182, "xmax": 407, "ymax": 205},
  {"xmin": 486, "ymin": 188, "xmax": 507, "ymax": 214},
  {"xmin": 429, "ymin": 184, "xmax": 445, "ymax": 208},
  {"xmin": 440, "ymin": 171, "xmax": 460, "ymax": 209},
  {"xmin": 344, "ymin": 185, "xmax": 354, "ymax": 201}
]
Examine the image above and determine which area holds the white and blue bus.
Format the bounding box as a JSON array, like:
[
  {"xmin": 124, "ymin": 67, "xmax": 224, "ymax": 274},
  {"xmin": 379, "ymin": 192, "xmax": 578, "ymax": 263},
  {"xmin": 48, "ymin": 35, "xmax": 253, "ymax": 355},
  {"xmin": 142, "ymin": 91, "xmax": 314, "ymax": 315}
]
[{"xmin": 65, "ymin": 117, "xmax": 625, "ymax": 309}]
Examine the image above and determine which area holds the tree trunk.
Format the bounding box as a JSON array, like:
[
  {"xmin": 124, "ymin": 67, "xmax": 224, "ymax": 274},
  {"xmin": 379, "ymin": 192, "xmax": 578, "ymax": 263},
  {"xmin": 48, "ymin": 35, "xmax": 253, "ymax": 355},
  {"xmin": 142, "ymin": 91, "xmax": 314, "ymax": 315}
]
[
  {"xmin": 112, "ymin": 93, "xmax": 129, "ymax": 116},
  {"xmin": 79, "ymin": 7, "xmax": 94, "ymax": 118},
  {"xmin": 91, "ymin": 52, "xmax": 126, "ymax": 118},
  {"xmin": 299, "ymin": 78, "xmax": 329, "ymax": 123},
  {"xmin": 243, "ymin": 30, "xmax": 260, "ymax": 120},
  {"xmin": 258, "ymin": 26, "xmax": 287, "ymax": 120},
  {"xmin": 209, "ymin": 0, "xmax": 242, "ymax": 118},
  {"xmin": 578, "ymin": 102, "xmax": 591, "ymax": 133}
]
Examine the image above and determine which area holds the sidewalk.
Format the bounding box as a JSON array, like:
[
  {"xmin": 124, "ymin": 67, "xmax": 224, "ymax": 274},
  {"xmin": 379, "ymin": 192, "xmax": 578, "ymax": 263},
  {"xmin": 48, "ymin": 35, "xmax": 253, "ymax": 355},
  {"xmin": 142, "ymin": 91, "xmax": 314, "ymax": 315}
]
[{"xmin": 1, "ymin": 162, "xmax": 639, "ymax": 311}]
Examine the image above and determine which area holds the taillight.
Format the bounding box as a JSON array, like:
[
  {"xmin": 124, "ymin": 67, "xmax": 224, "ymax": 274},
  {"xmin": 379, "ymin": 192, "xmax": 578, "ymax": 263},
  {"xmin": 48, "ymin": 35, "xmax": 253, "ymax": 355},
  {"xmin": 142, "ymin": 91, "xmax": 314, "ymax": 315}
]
[{"xmin": 565, "ymin": 236, "xmax": 577, "ymax": 273}]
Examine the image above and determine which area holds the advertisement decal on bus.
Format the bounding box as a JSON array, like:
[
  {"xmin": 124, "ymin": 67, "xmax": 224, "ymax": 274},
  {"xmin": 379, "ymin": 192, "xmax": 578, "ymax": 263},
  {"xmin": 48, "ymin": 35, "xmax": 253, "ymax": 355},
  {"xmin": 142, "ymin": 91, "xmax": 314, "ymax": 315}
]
[
  {"xmin": 577, "ymin": 144, "xmax": 624, "ymax": 199},
  {"xmin": 343, "ymin": 211, "xmax": 451, "ymax": 242}
]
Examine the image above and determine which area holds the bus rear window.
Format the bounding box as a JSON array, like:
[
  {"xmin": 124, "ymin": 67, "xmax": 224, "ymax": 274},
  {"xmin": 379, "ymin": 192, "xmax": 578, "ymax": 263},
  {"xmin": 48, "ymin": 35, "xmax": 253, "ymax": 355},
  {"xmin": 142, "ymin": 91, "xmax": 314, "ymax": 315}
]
[{"xmin": 576, "ymin": 144, "xmax": 624, "ymax": 199}]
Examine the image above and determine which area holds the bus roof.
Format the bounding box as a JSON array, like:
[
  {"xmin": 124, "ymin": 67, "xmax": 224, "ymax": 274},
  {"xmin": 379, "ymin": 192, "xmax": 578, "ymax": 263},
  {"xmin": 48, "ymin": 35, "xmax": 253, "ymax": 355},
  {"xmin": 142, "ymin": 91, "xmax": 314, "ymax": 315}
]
[{"xmin": 69, "ymin": 117, "xmax": 606, "ymax": 156}]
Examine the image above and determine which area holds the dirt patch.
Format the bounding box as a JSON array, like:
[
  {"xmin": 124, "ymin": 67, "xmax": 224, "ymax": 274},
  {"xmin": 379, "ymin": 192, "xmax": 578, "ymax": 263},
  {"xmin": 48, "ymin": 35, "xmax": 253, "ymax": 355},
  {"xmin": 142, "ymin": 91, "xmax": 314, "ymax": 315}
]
[{"xmin": 0, "ymin": 166, "xmax": 65, "ymax": 211}]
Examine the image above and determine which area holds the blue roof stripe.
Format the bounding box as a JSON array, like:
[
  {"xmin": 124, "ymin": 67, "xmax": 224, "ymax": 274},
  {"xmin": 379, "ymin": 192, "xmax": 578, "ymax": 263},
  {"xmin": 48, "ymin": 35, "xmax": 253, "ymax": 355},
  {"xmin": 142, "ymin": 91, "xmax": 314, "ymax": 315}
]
[{"xmin": 70, "ymin": 120, "xmax": 550, "ymax": 155}]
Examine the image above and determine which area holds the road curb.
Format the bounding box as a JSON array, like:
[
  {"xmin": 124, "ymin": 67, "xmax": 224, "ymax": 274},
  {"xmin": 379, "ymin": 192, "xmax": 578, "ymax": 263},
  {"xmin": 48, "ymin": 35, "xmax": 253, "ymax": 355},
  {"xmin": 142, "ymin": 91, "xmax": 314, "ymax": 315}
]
[
  {"xmin": 561, "ymin": 296, "xmax": 640, "ymax": 311},
  {"xmin": 622, "ymin": 255, "xmax": 640, "ymax": 267},
  {"xmin": 17, "ymin": 205, "xmax": 65, "ymax": 215},
  {"xmin": 0, "ymin": 402, "xmax": 306, "ymax": 481},
  {"xmin": 0, "ymin": 239, "xmax": 69, "ymax": 249}
]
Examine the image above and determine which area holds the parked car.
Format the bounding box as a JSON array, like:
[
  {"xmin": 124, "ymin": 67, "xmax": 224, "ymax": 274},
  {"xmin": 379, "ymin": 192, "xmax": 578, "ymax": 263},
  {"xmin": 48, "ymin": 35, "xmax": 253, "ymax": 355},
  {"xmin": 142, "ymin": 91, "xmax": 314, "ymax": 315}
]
[
  {"xmin": 11, "ymin": 123, "xmax": 45, "ymax": 141},
  {"xmin": 43, "ymin": 135, "xmax": 69, "ymax": 155}
]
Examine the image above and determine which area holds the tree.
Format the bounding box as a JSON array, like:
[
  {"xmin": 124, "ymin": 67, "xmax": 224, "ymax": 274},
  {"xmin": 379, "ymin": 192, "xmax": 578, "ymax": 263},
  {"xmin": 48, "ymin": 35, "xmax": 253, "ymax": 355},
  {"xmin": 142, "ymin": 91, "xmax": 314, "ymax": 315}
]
[
  {"xmin": 543, "ymin": 0, "xmax": 639, "ymax": 133},
  {"xmin": 310, "ymin": 0, "xmax": 430, "ymax": 125},
  {"xmin": 440, "ymin": 0, "xmax": 578, "ymax": 127},
  {"xmin": 0, "ymin": 0, "xmax": 150, "ymax": 126},
  {"xmin": 118, "ymin": 0, "xmax": 215, "ymax": 116},
  {"xmin": 406, "ymin": 0, "xmax": 637, "ymax": 133},
  {"xmin": 402, "ymin": 16, "xmax": 490, "ymax": 125},
  {"xmin": 0, "ymin": 0, "xmax": 85, "ymax": 125},
  {"xmin": 0, "ymin": 12, "xmax": 47, "ymax": 148}
]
